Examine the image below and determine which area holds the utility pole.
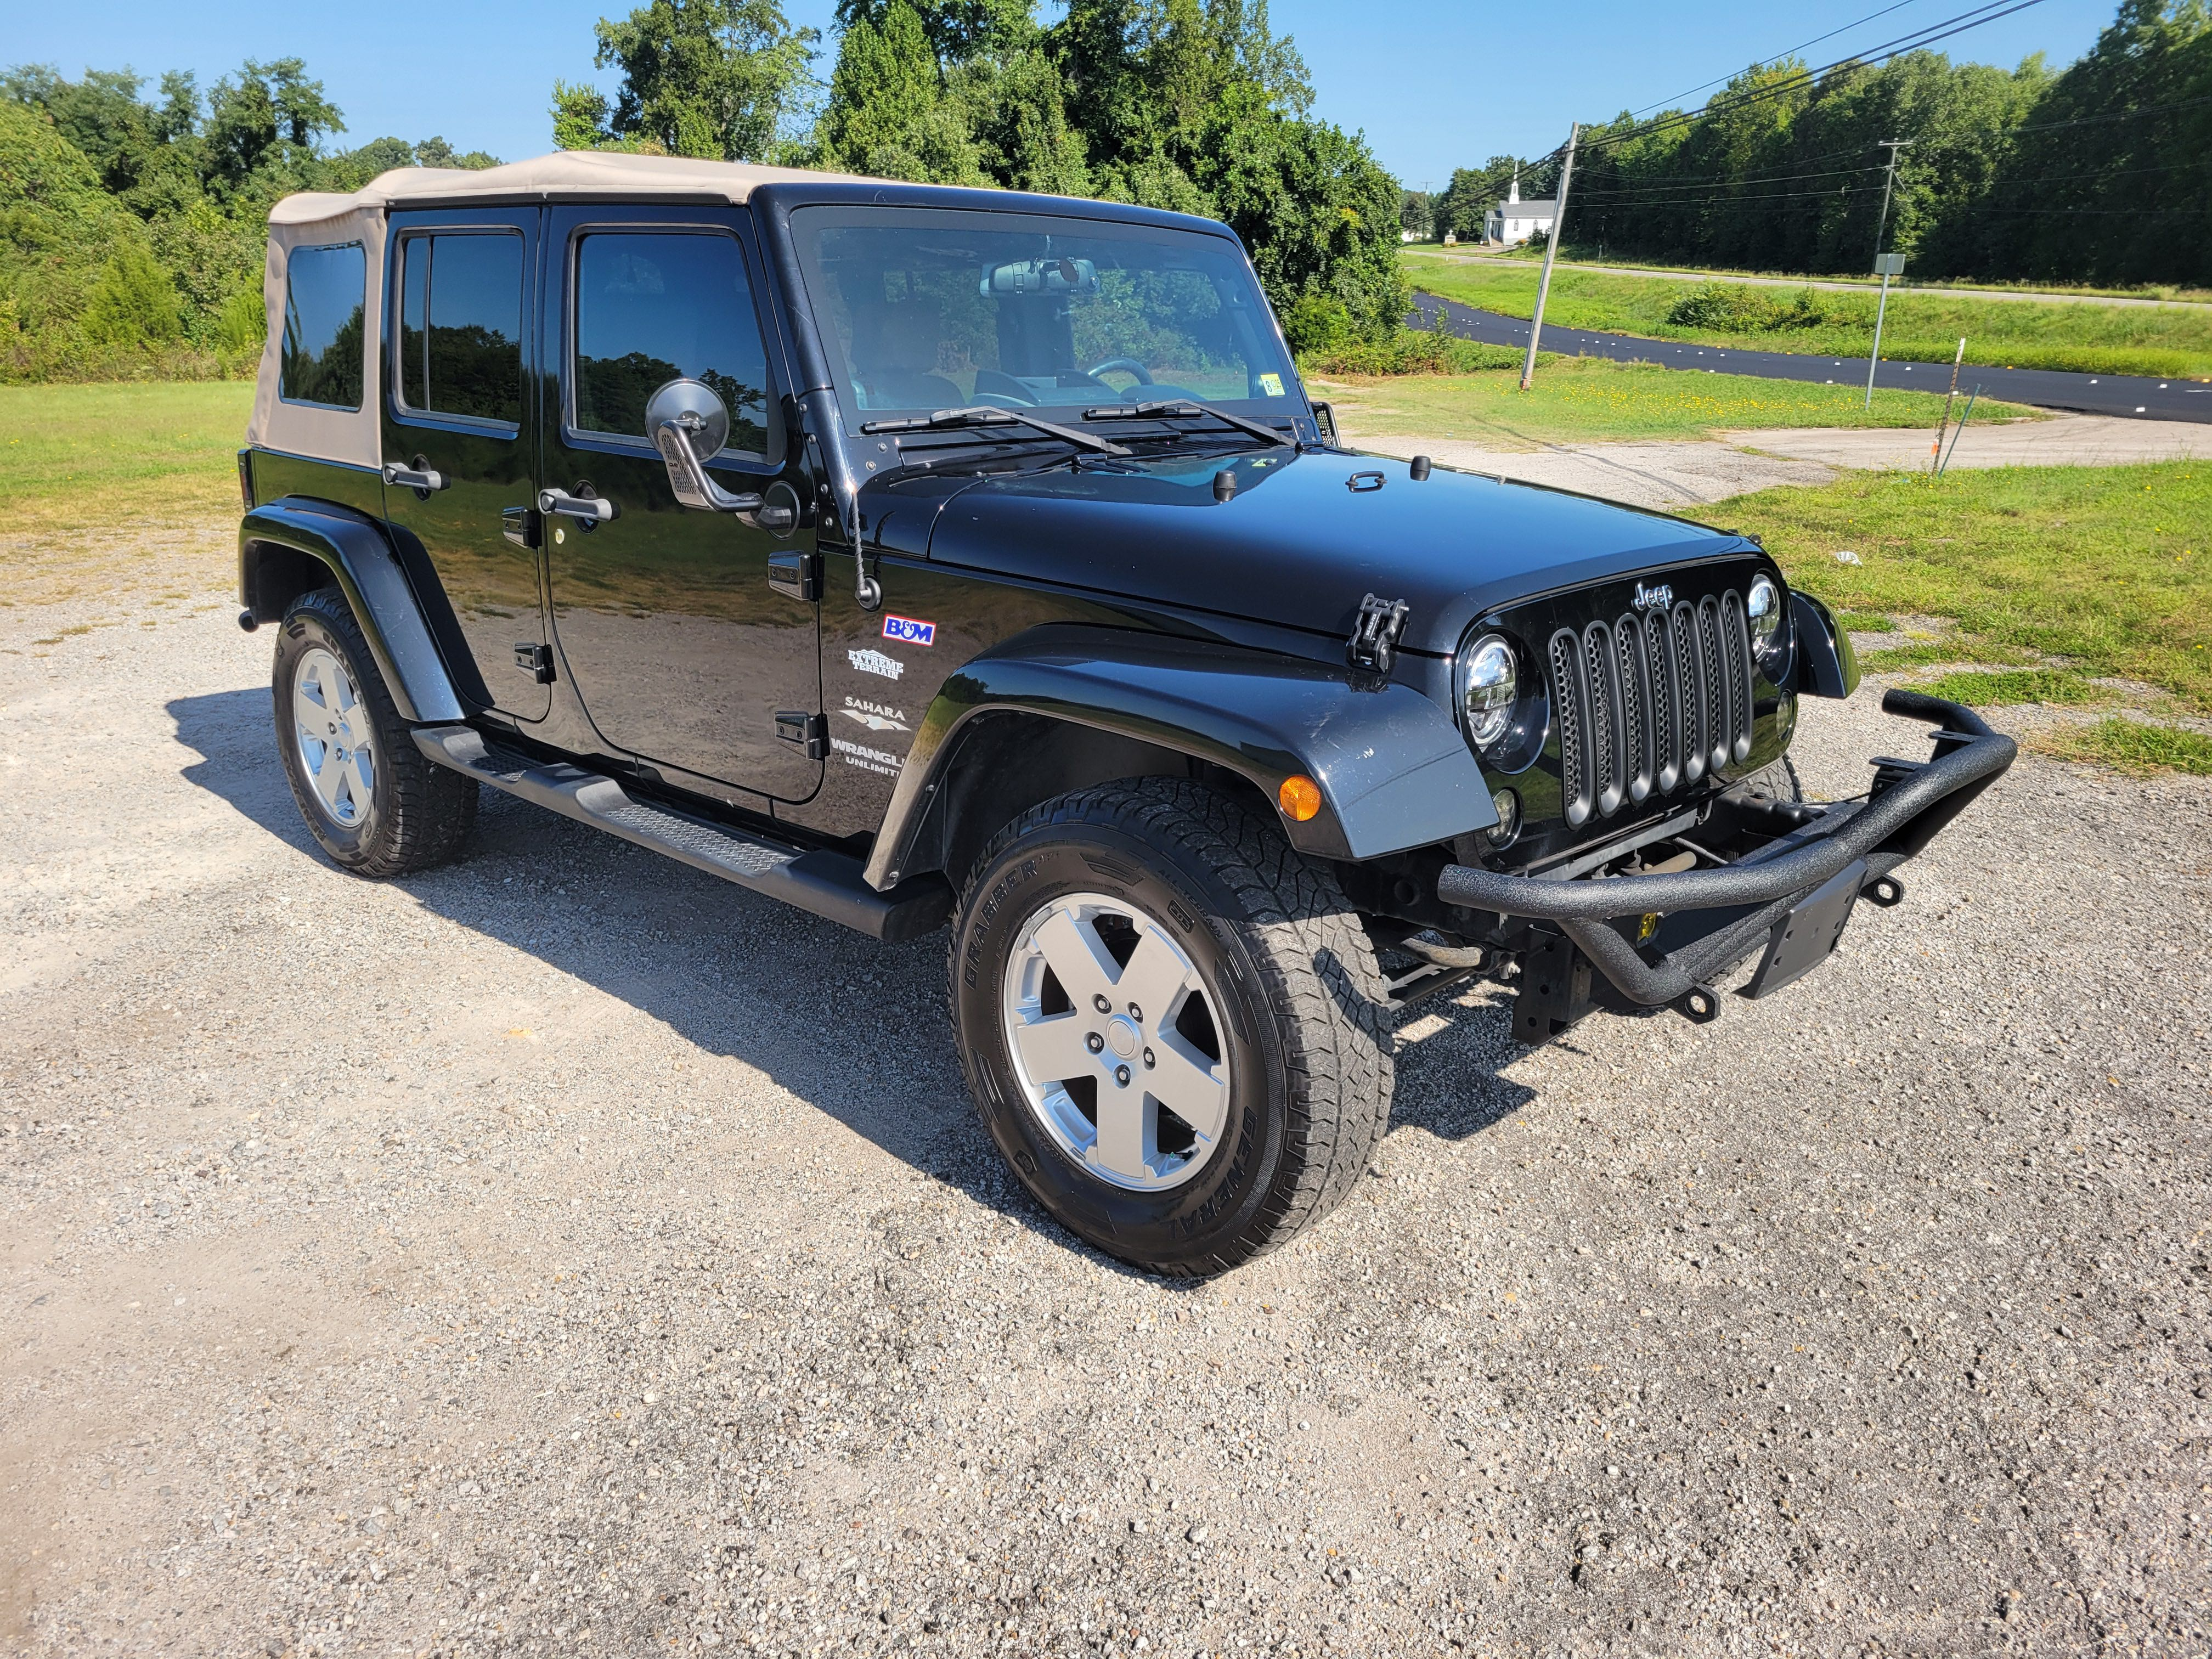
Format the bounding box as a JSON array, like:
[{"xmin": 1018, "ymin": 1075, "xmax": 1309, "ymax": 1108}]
[
  {"xmin": 1520, "ymin": 123, "xmax": 1578, "ymax": 392},
  {"xmin": 1863, "ymin": 138, "xmax": 1914, "ymax": 411},
  {"xmin": 1870, "ymin": 138, "xmax": 1914, "ymax": 268}
]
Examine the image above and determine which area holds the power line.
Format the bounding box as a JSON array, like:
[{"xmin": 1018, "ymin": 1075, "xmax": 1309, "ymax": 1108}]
[
  {"xmin": 1911, "ymin": 89, "xmax": 2212, "ymax": 149},
  {"xmin": 1573, "ymin": 184, "xmax": 1888, "ymax": 208},
  {"xmin": 1573, "ymin": 161, "xmax": 1888, "ymax": 200},
  {"xmin": 1625, "ymin": 0, "xmax": 1928, "ymax": 119},
  {"xmin": 1566, "ymin": 155, "xmax": 2198, "ymax": 219},
  {"xmin": 1576, "ymin": 0, "xmax": 2047, "ymax": 157}
]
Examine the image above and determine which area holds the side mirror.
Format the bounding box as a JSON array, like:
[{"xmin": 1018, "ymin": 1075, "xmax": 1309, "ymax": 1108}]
[{"xmin": 644, "ymin": 378, "xmax": 794, "ymax": 531}]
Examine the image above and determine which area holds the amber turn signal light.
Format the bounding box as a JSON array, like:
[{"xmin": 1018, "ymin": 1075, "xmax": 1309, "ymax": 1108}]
[{"xmin": 1277, "ymin": 774, "xmax": 1322, "ymax": 821}]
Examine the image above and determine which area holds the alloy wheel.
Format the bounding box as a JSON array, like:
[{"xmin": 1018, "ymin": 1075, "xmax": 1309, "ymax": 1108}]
[
  {"xmin": 1000, "ymin": 891, "xmax": 1231, "ymax": 1192},
  {"xmin": 292, "ymin": 645, "xmax": 376, "ymax": 827}
]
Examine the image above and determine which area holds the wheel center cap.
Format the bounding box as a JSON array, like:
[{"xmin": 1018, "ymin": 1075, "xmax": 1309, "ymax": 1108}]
[{"xmin": 1105, "ymin": 1015, "xmax": 1140, "ymax": 1060}]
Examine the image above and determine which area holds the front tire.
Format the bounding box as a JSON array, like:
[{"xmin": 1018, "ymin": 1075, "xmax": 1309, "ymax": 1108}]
[
  {"xmin": 949, "ymin": 780, "xmax": 1393, "ymax": 1276},
  {"xmin": 272, "ymin": 586, "xmax": 477, "ymax": 877},
  {"xmin": 1737, "ymin": 755, "xmax": 1804, "ymax": 804}
]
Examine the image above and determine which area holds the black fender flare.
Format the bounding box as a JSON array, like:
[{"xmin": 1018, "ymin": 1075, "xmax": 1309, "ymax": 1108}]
[
  {"xmin": 1792, "ymin": 590, "xmax": 1860, "ymax": 700},
  {"xmin": 239, "ymin": 499, "xmax": 464, "ymax": 725},
  {"xmin": 863, "ymin": 624, "xmax": 1498, "ymax": 888}
]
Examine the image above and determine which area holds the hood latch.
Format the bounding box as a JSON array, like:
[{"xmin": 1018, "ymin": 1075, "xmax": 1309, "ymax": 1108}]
[{"xmin": 1347, "ymin": 592, "xmax": 1409, "ymax": 675}]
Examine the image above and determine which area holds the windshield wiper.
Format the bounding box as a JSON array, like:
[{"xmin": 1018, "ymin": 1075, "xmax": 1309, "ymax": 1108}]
[
  {"xmin": 859, "ymin": 405, "xmax": 1130, "ymax": 457},
  {"xmin": 1080, "ymin": 399, "xmax": 1293, "ymax": 448}
]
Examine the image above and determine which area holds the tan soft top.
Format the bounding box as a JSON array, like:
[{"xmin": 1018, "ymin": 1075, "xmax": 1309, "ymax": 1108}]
[
  {"xmin": 250, "ymin": 151, "xmax": 884, "ymax": 469},
  {"xmin": 267, "ymin": 150, "xmax": 878, "ymax": 228}
]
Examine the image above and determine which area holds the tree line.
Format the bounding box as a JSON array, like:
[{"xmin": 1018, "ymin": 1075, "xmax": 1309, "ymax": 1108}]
[
  {"xmin": 1414, "ymin": 0, "xmax": 2212, "ymax": 291},
  {"xmin": 0, "ymin": 60, "xmax": 495, "ymax": 381},
  {"xmin": 549, "ymin": 0, "xmax": 1405, "ymax": 352},
  {"xmin": 0, "ymin": 0, "xmax": 1407, "ymax": 382}
]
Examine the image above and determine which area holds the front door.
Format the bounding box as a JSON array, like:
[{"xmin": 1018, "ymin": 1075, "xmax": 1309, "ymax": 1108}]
[
  {"xmin": 540, "ymin": 207, "xmax": 821, "ymax": 800},
  {"xmin": 381, "ymin": 209, "xmax": 548, "ymax": 720}
]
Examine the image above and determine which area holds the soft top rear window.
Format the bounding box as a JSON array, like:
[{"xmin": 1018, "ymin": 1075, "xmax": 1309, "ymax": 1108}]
[{"xmin": 280, "ymin": 242, "xmax": 366, "ymax": 410}]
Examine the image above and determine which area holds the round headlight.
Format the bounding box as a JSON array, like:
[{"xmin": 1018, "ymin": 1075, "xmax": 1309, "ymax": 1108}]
[
  {"xmin": 1459, "ymin": 634, "xmax": 1517, "ymax": 749},
  {"xmin": 1748, "ymin": 574, "xmax": 1783, "ymax": 656}
]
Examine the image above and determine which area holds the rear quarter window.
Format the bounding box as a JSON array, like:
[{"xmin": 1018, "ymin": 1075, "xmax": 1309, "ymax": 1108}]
[{"xmin": 280, "ymin": 242, "xmax": 367, "ymax": 409}]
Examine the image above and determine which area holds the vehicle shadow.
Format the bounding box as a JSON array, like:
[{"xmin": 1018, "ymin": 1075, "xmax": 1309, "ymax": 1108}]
[{"xmin": 171, "ymin": 685, "xmax": 1533, "ymax": 1268}]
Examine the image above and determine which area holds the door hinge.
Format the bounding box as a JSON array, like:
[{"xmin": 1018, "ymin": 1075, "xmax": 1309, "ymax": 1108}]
[
  {"xmin": 514, "ymin": 642, "xmax": 556, "ymax": 684},
  {"xmin": 768, "ymin": 549, "xmax": 822, "ymax": 602},
  {"xmin": 501, "ymin": 505, "xmax": 541, "ymax": 549},
  {"xmin": 1347, "ymin": 592, "xmax": 1409, "ymax": 675},
  {"xmin": 775, "ymin": 710, "xmax": 827, "ymax": 760}
]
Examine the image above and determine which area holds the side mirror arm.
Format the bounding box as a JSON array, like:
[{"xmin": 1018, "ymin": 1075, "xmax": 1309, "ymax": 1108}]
[{"xmin": 652, "ymin": 415, "xmax": 795, "ymax": 532}]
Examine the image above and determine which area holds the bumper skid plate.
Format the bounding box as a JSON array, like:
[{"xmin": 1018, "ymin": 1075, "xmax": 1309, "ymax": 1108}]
[
  {"xmin": 1741, "ymin": 857, "xmax": 1865, "ymax": 1001},
  {"xmin": 1438, "ymin": 690, "xmax": 2016, "ymax": 1028}
]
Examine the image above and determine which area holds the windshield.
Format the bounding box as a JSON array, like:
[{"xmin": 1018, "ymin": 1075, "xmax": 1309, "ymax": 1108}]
[{"xmin": 791, "ymin": 207, "xmax": 1302, "ymax": 427}]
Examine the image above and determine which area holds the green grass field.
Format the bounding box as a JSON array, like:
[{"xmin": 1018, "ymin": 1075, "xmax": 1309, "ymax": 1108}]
[
  {"xmin": 1429, "ymin": 245, "xmax": 2212, "ymax": 305},
  {"xmin": 0, "ymin": 381, "xmax": 253, "ymax": 534},
  {"xmin": 2034, "ymin": 718, "xmax": 2212, "ymax": 776},
  {"xmin": 1724, "ymin": 462, "xmax": 2210, "ymax": 713},
  {"xmin": 1322, "ymin": 357, "xmax": 2031, "ymax": 448},
  {"xmin": 1402, "ymin": 252, "xmax": 2212, "ymax": 380}
]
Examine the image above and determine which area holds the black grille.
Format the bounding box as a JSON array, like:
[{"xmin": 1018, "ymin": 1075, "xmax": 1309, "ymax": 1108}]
[{"xmin": 1549, "ymin": 588, "xmax": 1756, "ymax": 826}]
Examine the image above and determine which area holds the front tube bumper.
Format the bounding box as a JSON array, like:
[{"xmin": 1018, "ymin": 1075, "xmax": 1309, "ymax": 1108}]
[{"xmin": 1436, "ymin": 691, "xmax": 2016, "ymax": 1011}]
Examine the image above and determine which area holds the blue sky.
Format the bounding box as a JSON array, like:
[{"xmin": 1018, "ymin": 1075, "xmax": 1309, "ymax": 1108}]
[{"xmin": 7, "ymin": 0, "xmax": 2120, "ymax": 188}]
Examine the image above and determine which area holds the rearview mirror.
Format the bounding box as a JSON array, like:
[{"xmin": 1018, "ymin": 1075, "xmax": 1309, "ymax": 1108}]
[
  {"xmin": 981, "ymin": 257, "xmax": 1099, "ymax": 296},
  {"xmin": 644, "ymin": 378, "xmax": 791, "ymax": 530}
]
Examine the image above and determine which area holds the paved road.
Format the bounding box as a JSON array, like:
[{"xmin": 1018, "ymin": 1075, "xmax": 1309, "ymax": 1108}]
[
  {"xmin": 1414, "ymin": 292, "xmax": 2212, "ymax": 423},
  {"xmin": 1334, "ymin": 413, "xmax": 2212, "ymax": 512},
  {"xmin": 1409, "ymin": 251, "xmax": 2212, "ymax": 311},
  {"xmin": 4, "ymin": 557, "xmax": 2210, "ymax": 1656}
]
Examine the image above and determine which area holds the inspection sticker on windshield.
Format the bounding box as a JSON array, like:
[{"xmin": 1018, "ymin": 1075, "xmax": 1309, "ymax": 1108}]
[
  {"xmin": 1256, "ymin": 373, "xmax": 1285, "ymax": 397},
  {"xmin": 883, "ymin": 614, "xmax": 936, "ymax": 646}
]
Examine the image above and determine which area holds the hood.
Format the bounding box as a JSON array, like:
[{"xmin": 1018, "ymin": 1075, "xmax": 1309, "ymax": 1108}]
[{"xmin": 914, "ymin": 446, "xmax": 1745, "ymax": 656}]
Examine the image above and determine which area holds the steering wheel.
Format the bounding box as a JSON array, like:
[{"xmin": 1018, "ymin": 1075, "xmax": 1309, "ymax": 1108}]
[{"xmin": 1085, "ymin": 357, "xmax": 1154, "ymax": 387}]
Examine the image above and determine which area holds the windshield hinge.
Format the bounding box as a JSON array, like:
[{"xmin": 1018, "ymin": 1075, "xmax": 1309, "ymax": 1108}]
[{"xmin": 1347, "ymin": 593, "xmax": 1409, "ymax": 675}]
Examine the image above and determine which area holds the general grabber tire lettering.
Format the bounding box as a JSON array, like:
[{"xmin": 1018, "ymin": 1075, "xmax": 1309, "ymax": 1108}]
[
  {"xmin": 272, "ymin": 585, "xmax": 477, "ymax": 877},
  {"xmin": 949, "ymin": 778, "xmax": 1395, "ymax": 1275}
]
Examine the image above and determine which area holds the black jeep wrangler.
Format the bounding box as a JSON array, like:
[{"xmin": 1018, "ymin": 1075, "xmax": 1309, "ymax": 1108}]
[{"xmin": 236, "ymin": 153, "xmax": 2013, "ymax": 1274}]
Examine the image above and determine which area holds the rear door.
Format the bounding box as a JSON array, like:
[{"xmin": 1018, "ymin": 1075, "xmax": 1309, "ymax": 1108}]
[
  {"xmin": 381, "ymin": 210, "xmax": 547, "ymax": 719},
  {"xmin": 540, "ymin": 206, "xmax": 821, "ymax": 800}
]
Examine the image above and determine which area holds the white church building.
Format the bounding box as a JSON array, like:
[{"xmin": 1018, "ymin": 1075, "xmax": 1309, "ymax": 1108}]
[{"xmin": 1484, "ymin": 171, "xmax": 1558, "ymax": 247}]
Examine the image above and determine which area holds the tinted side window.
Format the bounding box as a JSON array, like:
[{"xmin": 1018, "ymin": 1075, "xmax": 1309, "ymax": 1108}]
[
  {"xmin": 280, "ymin": 242, "xmax": 366, "ymax": 409},
  {"xmin": 397, "ymin": 232, "xmax": 524, "ymax": 425},
  {"xmin": 573, "ymin": 232, "xmax": 770, "ymax": 455}
]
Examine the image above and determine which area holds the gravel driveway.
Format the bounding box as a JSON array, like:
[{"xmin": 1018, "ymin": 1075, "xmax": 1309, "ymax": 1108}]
[{"xmin": 3, "ymin": 569, "xmax": 2209, "ymax": 1658}]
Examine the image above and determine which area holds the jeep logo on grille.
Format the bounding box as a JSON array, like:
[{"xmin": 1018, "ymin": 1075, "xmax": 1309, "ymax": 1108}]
[{"xmin": 1632, "ymin": 581, "xmax": 1674, "ymax": 612}]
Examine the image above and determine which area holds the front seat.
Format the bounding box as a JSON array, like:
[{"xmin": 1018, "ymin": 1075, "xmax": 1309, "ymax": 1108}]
[{"xmin": 848, "ymin": 301, "xmax": 964, "ymax": 410}]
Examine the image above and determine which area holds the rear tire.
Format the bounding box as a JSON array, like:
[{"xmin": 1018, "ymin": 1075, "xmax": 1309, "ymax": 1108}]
[
  {"xmin": 272, "ymin": 585, "xmax": 477, "ymax": 877},
  {"xmin": 949, "ymin": 779, "xmax": 1393, "ymax": 1276}
]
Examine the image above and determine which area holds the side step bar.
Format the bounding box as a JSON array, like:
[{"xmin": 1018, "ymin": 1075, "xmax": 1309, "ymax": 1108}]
[{"xmin": 411, "ymin": 725, "xmax": 952, "ymax": 943}]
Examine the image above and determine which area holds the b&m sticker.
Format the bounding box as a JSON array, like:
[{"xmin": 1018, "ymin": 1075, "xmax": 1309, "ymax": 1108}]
[{"xmin": 883, "ymin": 614, "xmax": 936, "ymax": 647}]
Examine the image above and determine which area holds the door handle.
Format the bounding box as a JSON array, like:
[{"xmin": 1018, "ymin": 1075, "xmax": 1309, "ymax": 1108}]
[
  {"xmin": 382, "ymin": 461, "xmax": 446, "ymax": 492},
  {"xmin": 539, "ymin": 488, "xmax": 618, "ymax": 523}
]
